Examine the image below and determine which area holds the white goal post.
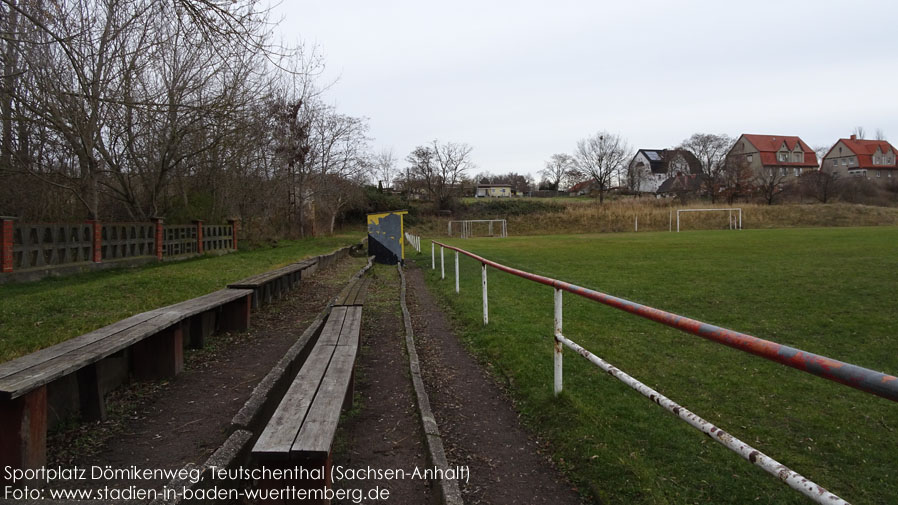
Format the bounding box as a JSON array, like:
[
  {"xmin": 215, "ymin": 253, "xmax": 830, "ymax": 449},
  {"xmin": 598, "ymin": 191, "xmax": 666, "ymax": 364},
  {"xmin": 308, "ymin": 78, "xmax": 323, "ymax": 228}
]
[
  {"xmin": 675, "ymin": 208, "xmax": 742, "ymax": 232},
  {"xmin": 448, "ymin": 219, "xmax": 507, "ymax": 238}
]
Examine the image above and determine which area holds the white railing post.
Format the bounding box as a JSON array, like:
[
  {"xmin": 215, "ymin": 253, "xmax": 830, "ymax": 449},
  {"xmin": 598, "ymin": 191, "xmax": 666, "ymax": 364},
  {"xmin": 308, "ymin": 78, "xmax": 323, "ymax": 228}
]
[
  {"xmin": 481, "ymin": 262, "xmax": 488, "ymax": 325},
  {"xmin": 455, "ymin": 251, "xmax": 459, "ymax": 293},
  {"xmin": 554, "ymin": 288, "xmax": 563, "ymax": 397},
  {"xmin": 440, "ymin": 246, "xmax": 445, "ymax": 279},
  {"xmin": 431, "ymin": 242, "xmax": 435, "ymax": 269}
]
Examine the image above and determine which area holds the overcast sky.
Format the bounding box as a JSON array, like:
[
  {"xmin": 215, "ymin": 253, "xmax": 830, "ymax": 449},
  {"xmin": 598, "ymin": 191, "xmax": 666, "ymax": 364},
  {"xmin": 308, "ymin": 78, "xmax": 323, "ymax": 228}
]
[{"xmin": 268, "ymin": 0, "xmax": 898, "ymax": 178}]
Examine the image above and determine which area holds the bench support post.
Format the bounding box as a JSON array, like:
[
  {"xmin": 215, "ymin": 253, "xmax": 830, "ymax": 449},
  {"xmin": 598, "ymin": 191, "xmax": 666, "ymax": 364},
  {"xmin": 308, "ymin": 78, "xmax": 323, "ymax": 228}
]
[
  {"xmin": 220, "ymin": 294, "xmax": 251, "ymax": 332},
  {"xmin": 0, "ymin": 387, "xmax": 47, "ymax": 487},
  {"xmin": 132, "ymin": 324, "xmax": 184, "ymax": 379},
  {"xmin": 189, "ymin": 311, "xmax": 217, "ymax": 348},
  {"xmin": 76, "ymin": 363, "xmax": 106, "ymax": 421}
]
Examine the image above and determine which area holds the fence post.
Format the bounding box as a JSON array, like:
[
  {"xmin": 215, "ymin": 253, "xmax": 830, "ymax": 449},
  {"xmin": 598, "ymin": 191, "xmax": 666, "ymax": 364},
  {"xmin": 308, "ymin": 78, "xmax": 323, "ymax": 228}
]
[
  {"xmin": 454, "ymin": 251, "xmax": 459, "ymax": 293},
  {"xmin": 431, "ymin": 242, "xmax": 435, "ymax": 269},
  {"xmin": 85, "ymin": 219, "xmax": 102, "ymax": 263},
  {"xmin": 194, "ymin": 220, "xmax": 204, "ymax": 254},
  {"xmin": 482, "ymin": 262, "xmax": 488, "ymax": 325},
  {"xmin": 554, "ymin": 288, "xmax": 563, "ymax": 397},
  {"xmin": 0, "ymin": 217, "xmax": 15, "ymax": 273},
  {"xmin": 228, "ymin": 218, "xmax": 239, "ymax": 250},
  {"xmin": 152, "ymin": 217, "xmax": 164, "ymax": 260},
  {"xmin": 440, "ymin": 246, "xmax": 445, "ymax": 279}
]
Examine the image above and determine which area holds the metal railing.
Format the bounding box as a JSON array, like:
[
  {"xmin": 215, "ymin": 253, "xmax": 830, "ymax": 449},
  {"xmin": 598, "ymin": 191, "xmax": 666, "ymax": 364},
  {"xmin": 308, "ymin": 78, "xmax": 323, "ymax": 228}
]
[
  {"xmin": 404, "ymin": 232, "xmax": 421, "ymax": 253},
  {"xmin": 430, "ymin": 240, "xmax": 898, "ymax": 505}
]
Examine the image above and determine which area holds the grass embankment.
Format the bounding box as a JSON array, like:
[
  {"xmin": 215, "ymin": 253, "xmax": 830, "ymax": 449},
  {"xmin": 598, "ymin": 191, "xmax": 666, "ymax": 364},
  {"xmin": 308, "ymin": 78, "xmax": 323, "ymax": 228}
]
[
  {"xmin": 417, "ymin": 228, "xmax": 898, "ymax": 504},
  {"xmin": 0, "ymin": 234, "xmax": 362, "ymax": 362},
  {"xmin": 410, "ymin": 199, "xmax": 898, "ymax": 237}
]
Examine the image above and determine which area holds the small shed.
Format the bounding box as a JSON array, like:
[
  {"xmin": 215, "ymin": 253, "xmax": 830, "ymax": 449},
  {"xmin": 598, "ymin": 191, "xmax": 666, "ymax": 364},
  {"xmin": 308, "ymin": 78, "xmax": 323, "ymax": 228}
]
[{"xmin": 367, "ymin": 210, "xmax": 407, "ymax": 264}]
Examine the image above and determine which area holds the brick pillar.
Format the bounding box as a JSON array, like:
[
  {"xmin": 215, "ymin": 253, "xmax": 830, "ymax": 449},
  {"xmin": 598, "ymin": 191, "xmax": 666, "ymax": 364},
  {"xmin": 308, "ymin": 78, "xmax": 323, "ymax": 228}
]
[
  {"xmin": 193, "ymin": 219, "xmax": 204, "ymax": 254},
  {"xmin": 85, "ymin": 220, "xmax": 102, "ymax": 263},
  {"xmin": 228, "ymin": 218, "xmax": 239, "ymax": 251},
  {"xmin": 0, "ymin": 216, "xmax": 15, "ymax": 273},
  {"xmin": 152, "ymin": 217, "xmax": 164, "ymax": 260}
]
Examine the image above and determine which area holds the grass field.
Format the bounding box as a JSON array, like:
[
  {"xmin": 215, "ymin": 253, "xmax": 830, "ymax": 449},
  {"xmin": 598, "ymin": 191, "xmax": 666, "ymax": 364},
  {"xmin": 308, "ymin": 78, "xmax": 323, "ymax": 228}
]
[
  {"xmin": 0, "ymin": 234, "xmax": 362, "ymax": 362},
  {"xmin": 418, "ymin": 227, "xmax": 898, "ymax": 504}
]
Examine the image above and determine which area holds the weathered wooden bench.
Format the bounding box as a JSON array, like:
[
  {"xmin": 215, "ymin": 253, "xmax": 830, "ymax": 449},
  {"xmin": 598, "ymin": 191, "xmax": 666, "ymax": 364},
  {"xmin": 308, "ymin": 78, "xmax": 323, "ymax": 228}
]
[
  {"xmin": 333, "ymin": 276, "xmax": 370, "ymax": 307},
  {"xmin": 251, "ymin": 304, "xmax": 362, "ymax": 499},
  {"xmin": 228, "ymin": 258, "xmax": 317, "ymax": 310},
  {"xmin": 0, "ymin": 288, "xmax": 252, "ymax": 484}
]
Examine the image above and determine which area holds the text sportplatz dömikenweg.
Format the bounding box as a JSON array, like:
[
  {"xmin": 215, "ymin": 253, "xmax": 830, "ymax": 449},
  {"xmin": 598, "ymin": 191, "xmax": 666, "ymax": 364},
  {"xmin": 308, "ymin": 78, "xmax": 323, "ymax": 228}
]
[{"xmin": 4, "ymin": 464, "xmax": 470, "ymax": 502}]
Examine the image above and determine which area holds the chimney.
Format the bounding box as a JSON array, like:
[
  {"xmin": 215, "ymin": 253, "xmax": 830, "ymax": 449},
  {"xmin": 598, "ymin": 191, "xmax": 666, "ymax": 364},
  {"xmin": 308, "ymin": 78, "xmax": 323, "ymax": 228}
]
[{"xmin": 850, "ymin": 134, "xmax": 857, "ymax": 140}]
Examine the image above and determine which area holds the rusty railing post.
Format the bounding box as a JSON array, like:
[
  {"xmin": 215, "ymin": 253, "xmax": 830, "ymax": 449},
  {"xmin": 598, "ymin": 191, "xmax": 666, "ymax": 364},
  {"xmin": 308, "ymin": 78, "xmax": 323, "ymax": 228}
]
[
  {"xmin": 227, "ymin": 218, "xmax": 239, "ymax": 251},
  {"xmin": 0, "ymin": 216, "xmax": 16, "ymax": 273},
  {"xmin": 193, "ymin": 219, "xmax": 204, "ymax": 254},
  {"xmin": 85, "ymin": 219, "xmax": 102, "ymax": 263},
  {"xmin": 152, "ymin": 217, "xmax": 164, "ymax": 260}
]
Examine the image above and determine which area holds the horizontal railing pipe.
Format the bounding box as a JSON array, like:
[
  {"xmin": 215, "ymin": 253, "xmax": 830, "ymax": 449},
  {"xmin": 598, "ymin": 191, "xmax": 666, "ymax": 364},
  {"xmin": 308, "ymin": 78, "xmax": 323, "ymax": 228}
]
[{"xmin": 432, "ymin": 240, "xmax": 898, "ymax": 403}]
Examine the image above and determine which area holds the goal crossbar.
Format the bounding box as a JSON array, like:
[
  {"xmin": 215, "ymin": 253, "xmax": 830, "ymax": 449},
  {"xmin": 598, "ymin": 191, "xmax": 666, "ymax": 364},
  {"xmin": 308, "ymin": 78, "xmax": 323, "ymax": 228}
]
[{"xmin": 676, "ymin": 208, "xmax": 742, "ymax": 232}]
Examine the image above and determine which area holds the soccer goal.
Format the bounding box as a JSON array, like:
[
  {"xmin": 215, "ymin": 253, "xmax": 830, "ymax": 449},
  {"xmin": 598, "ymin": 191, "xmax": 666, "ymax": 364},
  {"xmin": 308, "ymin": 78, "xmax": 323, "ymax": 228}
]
[
  {"xmin": 675, "ymin": 208, "xmax": 742, "ymax": 232},
  {"xmin": 448, "ymin": 219, "xmax": 507, "ymax": 238}
]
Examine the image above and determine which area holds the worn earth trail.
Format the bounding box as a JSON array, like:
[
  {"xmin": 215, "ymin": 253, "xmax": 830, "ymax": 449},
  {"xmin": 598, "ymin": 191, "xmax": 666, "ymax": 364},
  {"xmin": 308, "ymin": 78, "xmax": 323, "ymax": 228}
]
[
  {"xmin": 37, "ymin": 255, "xmax": 366, "ymax": 499},
  {"xmin": 404, "ymin": 260, "xmax": 587, "ymax": 505}
]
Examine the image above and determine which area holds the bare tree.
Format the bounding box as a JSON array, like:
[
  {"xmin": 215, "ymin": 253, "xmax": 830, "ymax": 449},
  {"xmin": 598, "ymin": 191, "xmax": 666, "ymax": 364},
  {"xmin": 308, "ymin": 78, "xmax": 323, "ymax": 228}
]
[
  {"xmin": 853, "ymin": 126, "xmax": 866, "ymax": 139},
  {"xmin": 406, "ymin": 140, "xmax": 473, "ymax": 210},
  {"xmin": 756, "ymin": 168, "xmax": 789, "ymax": 205},
  {"xmin": 539, "ymin": 153, "xmax": 575, "ymax": 195},
  {"xmin": 573, "ymin": 131, "xmax": 631, "ymax": 203},
  {"xmin": 679, "ymin": 133, "xmax": 732, "ymax": 203},
  {"xmin": 875, "ymin": 128, "xmax": 887, "ymax": 141},
  {"xmin": 370, "ymin": 148, "xmax": 397, "ymax": 189}
]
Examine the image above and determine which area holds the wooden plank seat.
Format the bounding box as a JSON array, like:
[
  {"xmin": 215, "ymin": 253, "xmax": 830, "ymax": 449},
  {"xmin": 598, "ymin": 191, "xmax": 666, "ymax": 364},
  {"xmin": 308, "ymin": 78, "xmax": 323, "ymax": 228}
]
[
  {"xmin": 333, "ymin": 276, "xmax": 370, "ymax": 307},
  {"xmin": 0, "ymin": 288, "xmax": 253, "ymax": 486},
  {"xmin": 228, "ymin": 258, "xmax": 318, "ymax": 309},
  {"xmin": 251, "ymin": 305, "xmax": 362, "ymax": 501}
]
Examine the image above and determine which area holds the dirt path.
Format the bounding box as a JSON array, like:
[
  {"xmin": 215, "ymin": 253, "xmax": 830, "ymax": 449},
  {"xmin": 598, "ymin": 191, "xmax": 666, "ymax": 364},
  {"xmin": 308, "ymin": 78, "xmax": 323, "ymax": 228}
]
[
  {"xmin": 331, "ymin": 264, "xmax": 435, "ymax": 504},
  {"xmin": 43, "ymin": 255, "xmax": 367, "ymax": 497},
  {"xmin": 405, "ymin": 260, "xmax": 587, "ymax": 505}
]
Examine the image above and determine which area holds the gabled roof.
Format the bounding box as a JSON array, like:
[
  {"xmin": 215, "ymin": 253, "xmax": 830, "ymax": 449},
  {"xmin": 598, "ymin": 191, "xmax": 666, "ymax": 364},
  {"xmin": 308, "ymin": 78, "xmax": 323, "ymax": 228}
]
[
  {"xmin": 828, "ymin": 137, "xmax": 898, "ymax": 169},
  {"xmin": 569, "ymin": 180, "xmax": 594, "ymax": 193},
  {"xmin": 657, "ymin": 173, "xmax": 706, "ymax": 194},
  {"xmin": 631, "ymin": 148, "xmax": 702, "ymax": 175},
  {"xmin": 739, "ymin": 134, "xmax": 818, "ymax": 167}
]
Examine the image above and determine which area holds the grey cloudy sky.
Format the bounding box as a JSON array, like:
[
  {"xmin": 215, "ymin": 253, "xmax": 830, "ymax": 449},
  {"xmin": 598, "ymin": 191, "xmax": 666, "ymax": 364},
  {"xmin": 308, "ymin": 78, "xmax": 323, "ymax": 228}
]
[{"xmin": 270, "ymin": 0, "xmax": 898, "ymax": 177}]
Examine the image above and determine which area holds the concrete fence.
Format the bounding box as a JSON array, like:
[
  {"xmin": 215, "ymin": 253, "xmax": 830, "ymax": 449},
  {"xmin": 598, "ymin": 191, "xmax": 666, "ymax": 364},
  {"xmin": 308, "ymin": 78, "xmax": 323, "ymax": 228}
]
[{"xmin": 0, "ymin": 217, "xmax": 238, "ymax": 283}]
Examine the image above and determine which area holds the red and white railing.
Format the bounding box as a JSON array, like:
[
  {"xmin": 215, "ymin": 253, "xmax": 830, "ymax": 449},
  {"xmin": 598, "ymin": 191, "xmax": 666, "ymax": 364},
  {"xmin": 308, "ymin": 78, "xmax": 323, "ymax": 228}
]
[{"xmin": 430, "ymin": 240, "xmax": 898, "ymax": 505}]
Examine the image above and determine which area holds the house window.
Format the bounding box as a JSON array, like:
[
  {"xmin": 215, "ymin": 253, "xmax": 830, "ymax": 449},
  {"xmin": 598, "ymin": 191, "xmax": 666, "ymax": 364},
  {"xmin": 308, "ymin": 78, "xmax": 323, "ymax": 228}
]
[
  {"xmin": 780, "ymin": 167, "xmax": 787, "ymax": 176},
  {"xmin": 793, "ymin": 152, "xmax": 803, "ymax": 162},
  {"xmin": 831, "ymin": 159, "xmax": 837, "ymax": 167},
  {"xmin": 874, "ymin": 156, "xmax": 880, "ymax": 165},
  {"xmin": 842, "ymin": 159, "xmax": 848, "ymax": 166},
  {"xmin": 794, "ymin": 167, "xmax": 801, "ymax": 176},
  {"xmin": 877, "ymin": 170, "xmax": 882, "ymax": 178},
  {"xmin": 746, "ymin": 154, "xmax": 753, "ymax": 162},
  {"xmin": 778, "ymin": 152, "xmax": 788, "ymax": 162},
  {"xmin": 849, "ymin": 158, "xmax": 856, "ymax": 166},
  {"xmin": 768, "ymin": 168, "xmax": 775, "ymax": 177}
]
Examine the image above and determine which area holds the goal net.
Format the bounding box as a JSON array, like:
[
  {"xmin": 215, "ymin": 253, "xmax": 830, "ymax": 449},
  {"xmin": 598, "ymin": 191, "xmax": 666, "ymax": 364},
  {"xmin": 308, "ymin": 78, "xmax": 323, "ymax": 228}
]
[{"xmin": 675, "ymin": 208, "xmax": 742, "ymax": 232}]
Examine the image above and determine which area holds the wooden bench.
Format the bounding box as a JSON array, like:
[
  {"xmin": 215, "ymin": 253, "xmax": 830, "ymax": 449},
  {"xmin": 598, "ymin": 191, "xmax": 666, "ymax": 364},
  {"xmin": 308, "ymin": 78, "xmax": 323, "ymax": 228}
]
[
  {"xmin": 333, "ymin": 276, "xmax": 370, "ymax": 307},
  {"xmin": 0, "ymin": 288, "xmax": 253, "ymax": 485},
  {"xmin": 251, "ymin": 304, "xmax": 362, "ymax": 500},
  {"xmin": 229, "ymin": 259, "xmax": 317, "ymax": 310}
]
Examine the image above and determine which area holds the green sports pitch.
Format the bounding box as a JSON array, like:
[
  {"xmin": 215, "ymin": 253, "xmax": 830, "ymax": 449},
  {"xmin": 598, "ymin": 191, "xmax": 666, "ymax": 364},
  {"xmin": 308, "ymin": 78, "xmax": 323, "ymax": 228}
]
[{"xmin": 421, "ymin": 227, "xmax": 898, "ymax": 505}]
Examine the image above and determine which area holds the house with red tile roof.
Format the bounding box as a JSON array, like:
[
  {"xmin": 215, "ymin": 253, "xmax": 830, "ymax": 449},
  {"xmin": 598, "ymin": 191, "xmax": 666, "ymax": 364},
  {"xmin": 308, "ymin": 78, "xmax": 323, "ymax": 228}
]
[
  {"xmin": 725, "ymin": 134, "xmax": 819, "ymax": 181},
  {"xmin": 821, "ymin": 135, "xmax": 897, "ymax": 182}
]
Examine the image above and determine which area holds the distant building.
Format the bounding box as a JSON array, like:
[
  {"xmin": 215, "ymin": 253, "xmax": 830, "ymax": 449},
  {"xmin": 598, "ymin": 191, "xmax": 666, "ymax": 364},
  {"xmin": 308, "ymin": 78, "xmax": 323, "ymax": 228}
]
[
  {"xmin": 657, "ymin": 173, "xmax": 707, "ymax": 198},
  {"xmin": 725, "ymin": 134, "xmax": 819, "ymax": 181},
  {"xmin": 821, "ymin": 135, "xmax": 897, "ymax": 182},
  {"xmin": 568, "ymin": 180, "xmax": 596, "ymax": 196},
  {"xmin": 475, "ymin": 184, "xmax": 513, "ymax": 197},
  {"xmin": 628, "ymin": 148, "xmax": 702, "ymax": 193}
]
